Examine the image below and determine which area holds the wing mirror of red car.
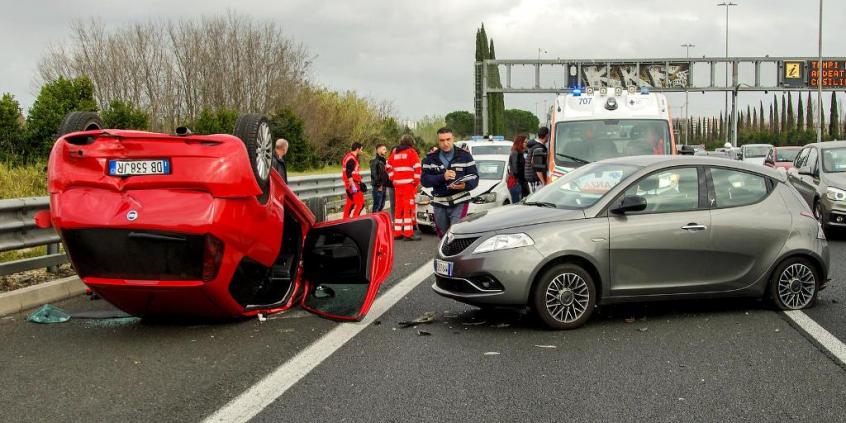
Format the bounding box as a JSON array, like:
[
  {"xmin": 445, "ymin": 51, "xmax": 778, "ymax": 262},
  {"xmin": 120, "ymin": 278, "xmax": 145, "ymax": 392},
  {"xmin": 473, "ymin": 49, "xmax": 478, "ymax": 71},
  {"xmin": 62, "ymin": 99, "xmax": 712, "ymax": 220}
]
[{"xmin": 610, "ymin": 195, "xmax": 648, "ymax": 214}]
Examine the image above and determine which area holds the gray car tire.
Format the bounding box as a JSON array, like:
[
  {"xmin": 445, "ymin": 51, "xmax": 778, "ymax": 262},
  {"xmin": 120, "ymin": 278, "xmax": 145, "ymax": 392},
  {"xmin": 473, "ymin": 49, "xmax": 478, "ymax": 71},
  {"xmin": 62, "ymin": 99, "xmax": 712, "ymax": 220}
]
[
  {"xmin": 770, "ymin": 257, "xmax": 819, "ymax": 310},
  {"xmin": 532, "ymin": 263, "xmax": 596, "ymax": 330}
]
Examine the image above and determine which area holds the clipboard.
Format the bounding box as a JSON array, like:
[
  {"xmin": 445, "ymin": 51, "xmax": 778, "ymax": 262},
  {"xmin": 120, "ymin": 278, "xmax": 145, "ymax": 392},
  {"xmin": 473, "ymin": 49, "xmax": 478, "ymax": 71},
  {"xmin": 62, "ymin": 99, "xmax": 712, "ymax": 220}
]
[{"xmin": 448, "ymin": 173, "xmax": 477, "ymax": 188}]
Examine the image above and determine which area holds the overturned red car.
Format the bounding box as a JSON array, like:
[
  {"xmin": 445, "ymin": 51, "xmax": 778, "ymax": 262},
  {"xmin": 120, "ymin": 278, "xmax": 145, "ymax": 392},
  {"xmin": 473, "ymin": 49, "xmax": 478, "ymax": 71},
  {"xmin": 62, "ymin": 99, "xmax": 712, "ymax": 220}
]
[{"xmin": 42, "ymin": 111, "xmax": 393, "ymax": 321}]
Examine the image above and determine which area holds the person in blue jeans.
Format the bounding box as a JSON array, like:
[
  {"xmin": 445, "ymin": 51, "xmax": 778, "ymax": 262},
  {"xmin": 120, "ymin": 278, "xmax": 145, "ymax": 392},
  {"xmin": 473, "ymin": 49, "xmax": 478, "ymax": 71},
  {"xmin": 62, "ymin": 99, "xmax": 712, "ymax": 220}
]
[
  {"xmin": 421, "ymin": 127, "xmax": 479, "ymax": 237},
  {"xmin": 369, "ymin": 144, "xmax": 389, "ymax": 212}
]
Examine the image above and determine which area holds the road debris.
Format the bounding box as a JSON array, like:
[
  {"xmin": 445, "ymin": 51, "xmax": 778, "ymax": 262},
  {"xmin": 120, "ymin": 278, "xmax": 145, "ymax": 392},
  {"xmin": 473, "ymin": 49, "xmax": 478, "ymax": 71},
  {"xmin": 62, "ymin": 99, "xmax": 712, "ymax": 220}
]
[
  {"xmin": 533, "ymin": 345, "xmax": 556, "ymax": 349},
  {"xmin": 398, "ymin": 311, "xmax": 437, "ymax": 328},
  {"xmin": 461, "ymin": 320, "xmax": 486, "ymax": 326},
  {"xmin": 26, "ymin": 304, "xmax": 71, "ymax": 324},
  {"xmin": 638, "ymin": 327, "xmax": 649, "ymax": 332},
  {"xmin": 257, "ymin": 313, "xmax": 267, "ymax": 322},
  {"xmin": 492, "ymin": 323, "xmax": 511, "ymax": 328},
  {"xmin": 417, "ymin": 330, "xmax": 431, "ymax": 336},
  {"xmin": 624, "ymin": 317, "xmax": 636, "ymax": 324},
  {"xmin": 483, "ymin": 352, "xmax": 500, "ymax": 356}
]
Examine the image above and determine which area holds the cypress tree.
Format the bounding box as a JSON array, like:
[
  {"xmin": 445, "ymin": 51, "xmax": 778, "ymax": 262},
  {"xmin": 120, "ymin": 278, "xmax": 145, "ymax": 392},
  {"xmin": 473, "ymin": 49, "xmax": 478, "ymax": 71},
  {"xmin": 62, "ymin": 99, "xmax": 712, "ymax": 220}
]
[
  {"xmin": 830, "ymin": 92, "xmax": 840, "ymax": 139},
  {"xmin": 787, "ymin": 92, "xmax": 795, "ymax": 131},
  {"xmin": 487, "ymin": 39, "xmax": 506, "ymax": 136},
  {"xmin": 779, "ymin": 93, "xmax": 787, "ymax": 132},
  {"xmin": 773, "ymin": 94, "xmax": 779, "ymax": 134},
  {"xmin": 797, "ymin": 93, "xmax": 805, "ymax": 131},
  {"xmin": 806, "ymin": 92, "xmax": 815, "ymax": 137},
  {"xmin": 746, "ymin": 105, "xmax": 752, "ymax": 132},
  {"xmin": 759, "ymin": 101, "xmax": 765, "ymax": 132}
]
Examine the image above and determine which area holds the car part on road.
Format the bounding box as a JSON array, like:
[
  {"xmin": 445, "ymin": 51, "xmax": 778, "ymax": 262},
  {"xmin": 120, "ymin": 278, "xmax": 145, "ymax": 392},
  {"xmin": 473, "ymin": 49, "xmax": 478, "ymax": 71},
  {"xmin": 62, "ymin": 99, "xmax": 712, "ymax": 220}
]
[
  {"xmin": 532, "ymin": 263, "xmax": 596, "ymax": 330},
  {"xmin": 26, "ymin": 304, "xmax": 71, "ymax": 324}
]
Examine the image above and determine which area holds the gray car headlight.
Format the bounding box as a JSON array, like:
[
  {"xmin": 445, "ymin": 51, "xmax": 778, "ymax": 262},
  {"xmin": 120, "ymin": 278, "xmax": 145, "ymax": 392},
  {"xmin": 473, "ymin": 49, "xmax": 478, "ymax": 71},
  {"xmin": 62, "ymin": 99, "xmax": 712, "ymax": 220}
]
[
  {"xmin": 473, "ymin": 233, "xmax": 534, "ymax": 254},
  {"xmin": 472, "ymin": 192, "xmax": 497, "ymax": 204},
  {"xmin": 826, "ymin": 187, "xmax": 846, "ymax": 202}
]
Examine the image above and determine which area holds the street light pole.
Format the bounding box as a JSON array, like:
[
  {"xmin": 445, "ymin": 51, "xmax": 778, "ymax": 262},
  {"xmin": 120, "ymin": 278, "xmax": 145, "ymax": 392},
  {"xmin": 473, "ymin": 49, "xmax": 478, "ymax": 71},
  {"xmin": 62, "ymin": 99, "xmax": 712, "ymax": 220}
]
[
  {"xmin": 817, "ymin": 0, "xmax": 823, "ymax": 143},
  {"xmin": 681, "ymin": 43, "xmax": 695, "ymax": 145},
  {"xmin": 537, "ymin": 48, "xmax": 548, "ymax": 61},
  {"xmin": 718, "ymin": 2, "xmax": 738, "ymax": 146}
]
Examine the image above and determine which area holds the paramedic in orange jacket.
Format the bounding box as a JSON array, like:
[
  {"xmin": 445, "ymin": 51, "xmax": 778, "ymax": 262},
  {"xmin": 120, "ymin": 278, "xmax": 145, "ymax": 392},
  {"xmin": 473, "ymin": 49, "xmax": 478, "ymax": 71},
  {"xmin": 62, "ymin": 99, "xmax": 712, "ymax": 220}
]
[
  {"xmin": 386, "ymin": 135, "xmax": 422, "ymax": 240},
  {"xmin": 342, "ymin": 142, "xmax": 366, "ymax": 218}
]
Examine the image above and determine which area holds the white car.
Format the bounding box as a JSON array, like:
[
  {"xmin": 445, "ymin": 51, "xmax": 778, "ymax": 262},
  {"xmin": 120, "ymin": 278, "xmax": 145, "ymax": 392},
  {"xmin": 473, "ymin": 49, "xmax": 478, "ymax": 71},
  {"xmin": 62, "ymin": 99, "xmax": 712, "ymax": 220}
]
[
  {"xmin": 416, "ymin": 154, "xmax": 512, "ymax": 233},
  {"xmin": 741, "ymin": 144, "xmax": 774, "ymax": 166},
  {"xmin": 456, "ymin": 138, "xmax": 513, "ymax": 156}
]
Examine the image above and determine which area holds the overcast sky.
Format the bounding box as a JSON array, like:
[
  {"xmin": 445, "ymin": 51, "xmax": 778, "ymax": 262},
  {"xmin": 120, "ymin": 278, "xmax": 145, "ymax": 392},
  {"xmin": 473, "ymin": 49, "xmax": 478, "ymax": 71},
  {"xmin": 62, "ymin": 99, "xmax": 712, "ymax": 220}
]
[{"xmin": 2, "ymin": 0, "xmax": 843, "ymax": 123}]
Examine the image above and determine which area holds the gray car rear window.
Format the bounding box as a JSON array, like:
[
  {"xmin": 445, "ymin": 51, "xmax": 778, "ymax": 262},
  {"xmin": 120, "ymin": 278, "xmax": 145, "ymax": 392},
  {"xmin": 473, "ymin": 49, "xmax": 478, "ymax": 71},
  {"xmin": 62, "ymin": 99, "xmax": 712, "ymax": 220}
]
[{"xmin": 711, "ymin": 168, "xmax": 768, "ymax": 208}]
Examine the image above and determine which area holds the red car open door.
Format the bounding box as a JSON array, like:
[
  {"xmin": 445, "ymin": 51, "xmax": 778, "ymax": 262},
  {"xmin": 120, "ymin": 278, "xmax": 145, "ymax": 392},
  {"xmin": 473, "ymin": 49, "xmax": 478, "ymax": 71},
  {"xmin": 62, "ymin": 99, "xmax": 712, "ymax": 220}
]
[{"xmin": 300, "ymin": 212, "xmax": 393, "ymax": 321}]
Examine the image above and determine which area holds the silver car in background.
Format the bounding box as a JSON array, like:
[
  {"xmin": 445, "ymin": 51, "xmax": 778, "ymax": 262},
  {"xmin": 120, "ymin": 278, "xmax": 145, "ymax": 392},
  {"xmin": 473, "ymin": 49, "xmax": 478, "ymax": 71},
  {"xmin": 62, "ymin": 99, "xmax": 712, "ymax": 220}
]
[{"xmin": 432, "ymin": 156, "xmax": 830, "ymax": 329}]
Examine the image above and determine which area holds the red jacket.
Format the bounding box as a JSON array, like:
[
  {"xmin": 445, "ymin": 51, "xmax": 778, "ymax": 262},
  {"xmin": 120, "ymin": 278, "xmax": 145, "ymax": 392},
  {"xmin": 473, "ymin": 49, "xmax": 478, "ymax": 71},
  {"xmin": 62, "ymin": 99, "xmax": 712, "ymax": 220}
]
[
  {"xmin": 386, "ymin": 146, "xmax": 421, "ymax": 189},
  {"xmin": 342, "ymin": 152, "xmax": 362, "ymax": 190}
]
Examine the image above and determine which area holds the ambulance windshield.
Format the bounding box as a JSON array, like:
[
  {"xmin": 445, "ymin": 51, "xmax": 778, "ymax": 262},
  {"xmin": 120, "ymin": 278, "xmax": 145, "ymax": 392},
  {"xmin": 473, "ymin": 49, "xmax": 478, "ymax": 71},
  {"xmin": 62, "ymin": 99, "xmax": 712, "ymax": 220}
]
[{"xmin": 554, "ymin": 119, "xmax": 671, "ymax": 165}]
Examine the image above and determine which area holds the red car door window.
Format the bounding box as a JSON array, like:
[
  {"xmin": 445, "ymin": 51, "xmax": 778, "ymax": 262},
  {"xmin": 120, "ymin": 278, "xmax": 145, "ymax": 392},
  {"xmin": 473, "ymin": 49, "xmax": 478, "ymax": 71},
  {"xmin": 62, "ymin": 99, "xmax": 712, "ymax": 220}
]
[{"xmin": 300, "ymin": 213, "xmax": 393, "ymax": 321}]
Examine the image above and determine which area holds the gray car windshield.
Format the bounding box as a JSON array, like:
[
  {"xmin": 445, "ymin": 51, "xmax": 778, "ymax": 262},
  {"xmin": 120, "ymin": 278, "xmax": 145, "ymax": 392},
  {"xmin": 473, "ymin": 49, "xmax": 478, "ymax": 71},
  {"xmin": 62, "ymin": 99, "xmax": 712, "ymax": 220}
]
[
  {"xmin": 554, "ymin": 119, "xmax": 670, "ymax": 165},
  {"xmin": 476, "ymin": 160, "xmax": 505, "ymax": 180},
  {"xmin": 743, "ymin": 146, "xmax": 771, "ymax": 158},
  {"xmin": 526, "ymin": 163, "xmax": 640, "ymax": 209},
  {"xmin": 822, "ymin": 147, "xmax": 846, "ymax": 173}
]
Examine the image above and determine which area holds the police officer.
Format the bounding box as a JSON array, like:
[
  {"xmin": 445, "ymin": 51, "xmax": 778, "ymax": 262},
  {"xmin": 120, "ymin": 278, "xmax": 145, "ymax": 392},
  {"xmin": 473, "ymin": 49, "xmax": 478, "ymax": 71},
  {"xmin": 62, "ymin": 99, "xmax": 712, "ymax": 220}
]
[
  {"xmin": 421, "ymin": 127, "xmax": 478, "ymax": 237},
  {"xmin": 342, "ymin": 142, "xmax": 366, "ymax": 218},
  {"xmin": 386, "ymin": 135, "xmax": 422, "ymax": 240}
]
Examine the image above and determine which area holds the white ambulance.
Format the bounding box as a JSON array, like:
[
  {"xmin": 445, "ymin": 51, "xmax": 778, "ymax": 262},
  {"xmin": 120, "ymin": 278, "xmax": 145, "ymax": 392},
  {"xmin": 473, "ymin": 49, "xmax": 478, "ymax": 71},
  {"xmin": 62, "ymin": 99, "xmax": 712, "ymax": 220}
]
[{"xmin": 544, "ymin": 86, "xmax": 679, "ymax": 181}]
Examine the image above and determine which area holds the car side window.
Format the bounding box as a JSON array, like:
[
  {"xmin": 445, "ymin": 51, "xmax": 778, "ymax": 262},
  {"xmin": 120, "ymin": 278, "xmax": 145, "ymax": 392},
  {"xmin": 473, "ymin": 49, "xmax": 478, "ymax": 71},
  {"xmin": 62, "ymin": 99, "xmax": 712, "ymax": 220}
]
[
  {"xmin": 622, "ymin": 167, "xmax": 699, "ymax": 214},
  {"xmin": 795, "ymin": 148, "xmax": 810, "ymax": 169},
  {"xmin": 710, "ymin": 168, "xmax": 768, "ymax": 208},
  {"xmin": 806, "ymin": 148, "xmax": 819, "ymax": 174}
]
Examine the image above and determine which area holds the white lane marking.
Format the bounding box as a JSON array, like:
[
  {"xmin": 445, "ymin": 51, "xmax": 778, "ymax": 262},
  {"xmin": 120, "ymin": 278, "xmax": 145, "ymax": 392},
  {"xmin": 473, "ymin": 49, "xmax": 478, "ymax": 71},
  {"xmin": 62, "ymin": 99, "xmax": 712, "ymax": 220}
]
[
  {"xmin": 203, "ymin": 260, "xmax": 434, "ymax": 423},
  {"xmin": 783, "ymin": 310, "xmax": 846, "ymax": 366}
]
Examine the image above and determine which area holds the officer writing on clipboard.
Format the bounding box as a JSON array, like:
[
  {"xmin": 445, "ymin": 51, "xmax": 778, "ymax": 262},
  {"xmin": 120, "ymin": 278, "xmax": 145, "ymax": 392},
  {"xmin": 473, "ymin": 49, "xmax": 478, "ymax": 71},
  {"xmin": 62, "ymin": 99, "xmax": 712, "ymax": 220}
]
[{"xmin": 421, "ymin": 127, "xmax": 479, "ymax": 237}]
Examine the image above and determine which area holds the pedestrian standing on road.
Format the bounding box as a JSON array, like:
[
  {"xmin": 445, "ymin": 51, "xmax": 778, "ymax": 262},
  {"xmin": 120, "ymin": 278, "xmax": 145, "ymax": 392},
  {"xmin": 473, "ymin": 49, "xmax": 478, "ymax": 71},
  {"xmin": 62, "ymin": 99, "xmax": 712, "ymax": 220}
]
[
  {"xmin": 342, "ymin": 142, "xmax": 366, "ymax": 219},
  {"xmin": 387, "ymin": 135, "xmax": 422, "ymax": 240},
  {"xmin": 508, "ymin": 134, "xmax": 529, "ymax": 203},
  {"xmin": 369, "ymin": 144, "xmax": 390, "ymax": 212},
  {"xmin": 524, "ymin": 126, "xmax": 550, "ymax": 193},
  {"xmin": 421, "ymin": 127, "xmax": 478, "ymax": 238},
  {"xmin": 272, "ymin": 138, "xmax": 289, "ymax": 184}
]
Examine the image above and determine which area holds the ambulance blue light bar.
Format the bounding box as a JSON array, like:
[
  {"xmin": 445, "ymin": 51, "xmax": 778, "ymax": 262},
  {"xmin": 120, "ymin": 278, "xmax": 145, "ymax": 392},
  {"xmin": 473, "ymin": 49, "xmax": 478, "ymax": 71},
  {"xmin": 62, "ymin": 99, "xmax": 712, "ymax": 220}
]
[{"xmin": 572, "ymin": 88, "xmax": 582, "ymax": 97}]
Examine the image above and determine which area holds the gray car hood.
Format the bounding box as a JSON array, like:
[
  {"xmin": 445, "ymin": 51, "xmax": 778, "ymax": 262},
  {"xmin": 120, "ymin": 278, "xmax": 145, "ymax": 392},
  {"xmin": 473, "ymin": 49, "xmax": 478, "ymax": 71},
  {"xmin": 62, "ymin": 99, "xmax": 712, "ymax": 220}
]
[
  {"xmin": 451, "ymin": 205, "xmax": 587, "ymax": 234},
  {"xmin": 824, "ymin": 172, "xmax": 846, "ymax": 189}
]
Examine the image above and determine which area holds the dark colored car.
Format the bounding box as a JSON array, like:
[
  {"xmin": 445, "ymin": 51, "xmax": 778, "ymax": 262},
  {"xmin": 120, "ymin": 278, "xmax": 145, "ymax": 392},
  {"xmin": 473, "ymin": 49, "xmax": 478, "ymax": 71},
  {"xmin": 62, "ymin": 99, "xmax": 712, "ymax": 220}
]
[
  {"xmin": 765, "ymin": 146, "xmax": 802, "ymax": 170},
  {"xmin": 40, "ymin": 112, "xmax": 394, "ymax": 321},
  {"xmin": 788, "ymin": 141, "xmax": 846, "ymax": 235},
  {"xmin": 433, "ymin": 156, "xmax": 829, "ymax": 329}
]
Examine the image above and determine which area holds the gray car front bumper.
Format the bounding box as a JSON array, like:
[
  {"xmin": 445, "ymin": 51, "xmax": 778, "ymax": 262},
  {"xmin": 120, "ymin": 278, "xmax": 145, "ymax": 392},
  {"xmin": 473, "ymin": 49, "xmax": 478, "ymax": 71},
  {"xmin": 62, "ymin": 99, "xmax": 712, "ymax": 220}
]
[{"xmin": 431, "ymin": 240, "xmax": 545, "ymax": 306}]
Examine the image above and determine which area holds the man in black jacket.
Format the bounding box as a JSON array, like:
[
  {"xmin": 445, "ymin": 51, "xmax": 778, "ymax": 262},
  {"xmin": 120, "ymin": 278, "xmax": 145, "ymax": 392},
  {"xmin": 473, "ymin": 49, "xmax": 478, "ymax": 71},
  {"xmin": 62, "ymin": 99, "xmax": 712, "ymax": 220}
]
[
  {"xmin": 524, "ymin": 126, "xmax": 549, "ymax": 193},
  {"xmin": 272, "ymin": 138, "xmax": 288, "ymax": 183},
  {"xmin": 369, "ymin": 144, "xmax": 389, "ymax": 212}
]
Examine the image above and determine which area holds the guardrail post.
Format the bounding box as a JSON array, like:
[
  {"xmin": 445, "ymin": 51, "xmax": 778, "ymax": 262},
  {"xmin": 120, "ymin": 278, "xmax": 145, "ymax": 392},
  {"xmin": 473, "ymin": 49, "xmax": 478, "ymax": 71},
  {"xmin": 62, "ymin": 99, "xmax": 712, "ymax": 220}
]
[{"xmin": 46, "ymin": 243, "xmax": 59, "ymax": 273}]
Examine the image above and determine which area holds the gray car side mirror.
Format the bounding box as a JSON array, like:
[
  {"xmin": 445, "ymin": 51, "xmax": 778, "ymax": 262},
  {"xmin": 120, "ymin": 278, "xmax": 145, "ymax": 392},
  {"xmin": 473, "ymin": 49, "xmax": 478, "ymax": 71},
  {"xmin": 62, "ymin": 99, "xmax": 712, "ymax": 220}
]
[{"xmin": 610, "ymin": 195, "xmax": 648, "ymax": 214}]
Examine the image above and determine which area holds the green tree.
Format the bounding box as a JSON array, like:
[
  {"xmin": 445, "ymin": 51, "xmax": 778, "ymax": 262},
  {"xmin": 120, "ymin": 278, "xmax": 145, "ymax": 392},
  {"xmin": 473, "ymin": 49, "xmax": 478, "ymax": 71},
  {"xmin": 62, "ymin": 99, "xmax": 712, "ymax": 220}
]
[
  {"xmin": 780, "ymin": 94, "xmax": 787, "ymax": 133},
  {"xmin": 487, "ymin": 40, "xmax": 506, "ymax": 136},
  {"xmin": 101, "ymin": 100, "xmax": 149, "ymax": 130},
  {"xmin": 787, "ymin": 92, "xmax": 795, "ymax": 131},
  {"xmin": 830, "ymin": 92, "xmax": 840, "ymax": 139},
  {"xmin": 0, "ymin": 93, "xmax": 24, "ymax": 162},
  {"xmin": 806, "ymin": 92, "xmax": 815, "ymax": 138},
  {"xmin": 269, "ymin": 107, "xmax": 316, "ymax": 172},
  {"xmin": 759, "ymin": 101, "xmax": 765, "ymax": 132},
  {"xmin": 192, "ymin": 107, "xmax": 239, "ymax": 135},
  {"xmin": 773, "ymin": 94, "xmax": 779, "ymax": 134},
  {"xmin": 797, "ymin": 94, "xmax": 805, "ymax": 131},
  {"xmin": 24, "ymin": 76, "xmax": 97, "ymax": 160},
  {"xmin": 445, "ymin": 111, "xmax": 475, "ymax": 138},
  {"xmin": 504, "ymin": 109, "xmax": 540, "ymax": 139}
]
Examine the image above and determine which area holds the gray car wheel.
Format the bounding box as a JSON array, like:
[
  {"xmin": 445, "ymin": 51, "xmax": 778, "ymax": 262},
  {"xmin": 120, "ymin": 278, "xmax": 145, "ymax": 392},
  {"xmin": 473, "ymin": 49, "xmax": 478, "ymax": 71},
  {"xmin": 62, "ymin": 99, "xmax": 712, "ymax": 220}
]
[
  {"xmin": 770, "ymin": 257, "xmax": 819, "ymax": 310},
  {"xmin": 532, "ymin": 263, "xmax": 596, "ymax": 330}
]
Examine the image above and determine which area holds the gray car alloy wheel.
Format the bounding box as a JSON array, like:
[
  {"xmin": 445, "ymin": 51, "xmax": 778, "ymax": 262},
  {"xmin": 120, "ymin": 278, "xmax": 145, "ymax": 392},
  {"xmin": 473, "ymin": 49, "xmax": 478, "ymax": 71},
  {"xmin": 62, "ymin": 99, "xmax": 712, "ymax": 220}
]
[
  {"xmin": 545, "ymin": 272, "xmax": 590, "ymax": 323},
  {"xmin": 255, "ymin": 122, "xmax": 272, "ymax": 183},
  {"xmin": 777, "ymin": 263, "xmax": 816, "ymax": 309}
]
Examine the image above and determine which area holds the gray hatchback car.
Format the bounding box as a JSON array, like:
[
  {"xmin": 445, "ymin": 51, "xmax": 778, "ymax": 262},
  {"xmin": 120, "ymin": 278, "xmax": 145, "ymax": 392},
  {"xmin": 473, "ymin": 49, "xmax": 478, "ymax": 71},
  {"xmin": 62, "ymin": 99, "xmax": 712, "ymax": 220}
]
[
  {"xmin": 788, "ymin": 140, "xmax": 846, "ymax": 235},
  {"xmin": 432, "ymin": 156, "xmax": 830, "ymax": 329}
]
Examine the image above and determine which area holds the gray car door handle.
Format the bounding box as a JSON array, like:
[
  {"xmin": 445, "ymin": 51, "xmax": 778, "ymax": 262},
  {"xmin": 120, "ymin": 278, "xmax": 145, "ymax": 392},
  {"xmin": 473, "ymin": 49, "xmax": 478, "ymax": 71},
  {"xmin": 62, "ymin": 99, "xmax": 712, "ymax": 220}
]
[{"xmin": 681, "ymin": 223, "xmax": 707, "ymax": 231}]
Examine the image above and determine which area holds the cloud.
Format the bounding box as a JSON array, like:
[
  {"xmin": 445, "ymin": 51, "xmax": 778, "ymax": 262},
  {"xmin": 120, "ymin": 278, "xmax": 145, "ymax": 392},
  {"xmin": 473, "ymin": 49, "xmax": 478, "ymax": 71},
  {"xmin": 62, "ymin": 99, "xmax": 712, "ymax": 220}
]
[{"xmin": 1, "ymin": 0, "xmax": 843, "ymax": 123}]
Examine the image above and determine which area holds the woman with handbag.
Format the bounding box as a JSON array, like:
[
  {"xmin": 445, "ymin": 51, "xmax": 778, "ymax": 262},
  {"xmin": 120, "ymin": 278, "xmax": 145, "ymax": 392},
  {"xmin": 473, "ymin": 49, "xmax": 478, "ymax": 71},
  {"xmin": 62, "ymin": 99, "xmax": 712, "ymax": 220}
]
[{"xmin": 507, "ymin": 134, "xmax": 529, "ymax": 203}]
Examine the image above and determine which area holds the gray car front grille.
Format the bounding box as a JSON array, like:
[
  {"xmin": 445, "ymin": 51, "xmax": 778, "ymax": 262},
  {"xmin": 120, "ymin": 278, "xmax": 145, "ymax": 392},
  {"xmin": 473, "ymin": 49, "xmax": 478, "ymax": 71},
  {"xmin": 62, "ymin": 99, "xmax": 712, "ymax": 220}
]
[{"xmin": 441, "ymin": 236, "xmax": 479, "ymax": 256}]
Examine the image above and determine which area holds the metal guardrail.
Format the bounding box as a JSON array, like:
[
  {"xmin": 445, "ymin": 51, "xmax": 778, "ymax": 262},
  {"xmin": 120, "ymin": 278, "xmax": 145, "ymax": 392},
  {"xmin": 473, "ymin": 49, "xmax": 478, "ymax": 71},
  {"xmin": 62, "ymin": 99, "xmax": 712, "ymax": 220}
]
[{"xmin": 0, "ymin": 171, "xmax": 375, "ymax": 277}]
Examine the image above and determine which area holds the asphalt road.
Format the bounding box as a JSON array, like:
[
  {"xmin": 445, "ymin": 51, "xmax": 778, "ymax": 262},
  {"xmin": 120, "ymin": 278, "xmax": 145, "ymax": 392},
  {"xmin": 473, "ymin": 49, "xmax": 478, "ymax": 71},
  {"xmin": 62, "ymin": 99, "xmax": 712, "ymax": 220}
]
[{"xmin": 1, "ymin": 235, "xmax": 844, "ymax": 422}]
